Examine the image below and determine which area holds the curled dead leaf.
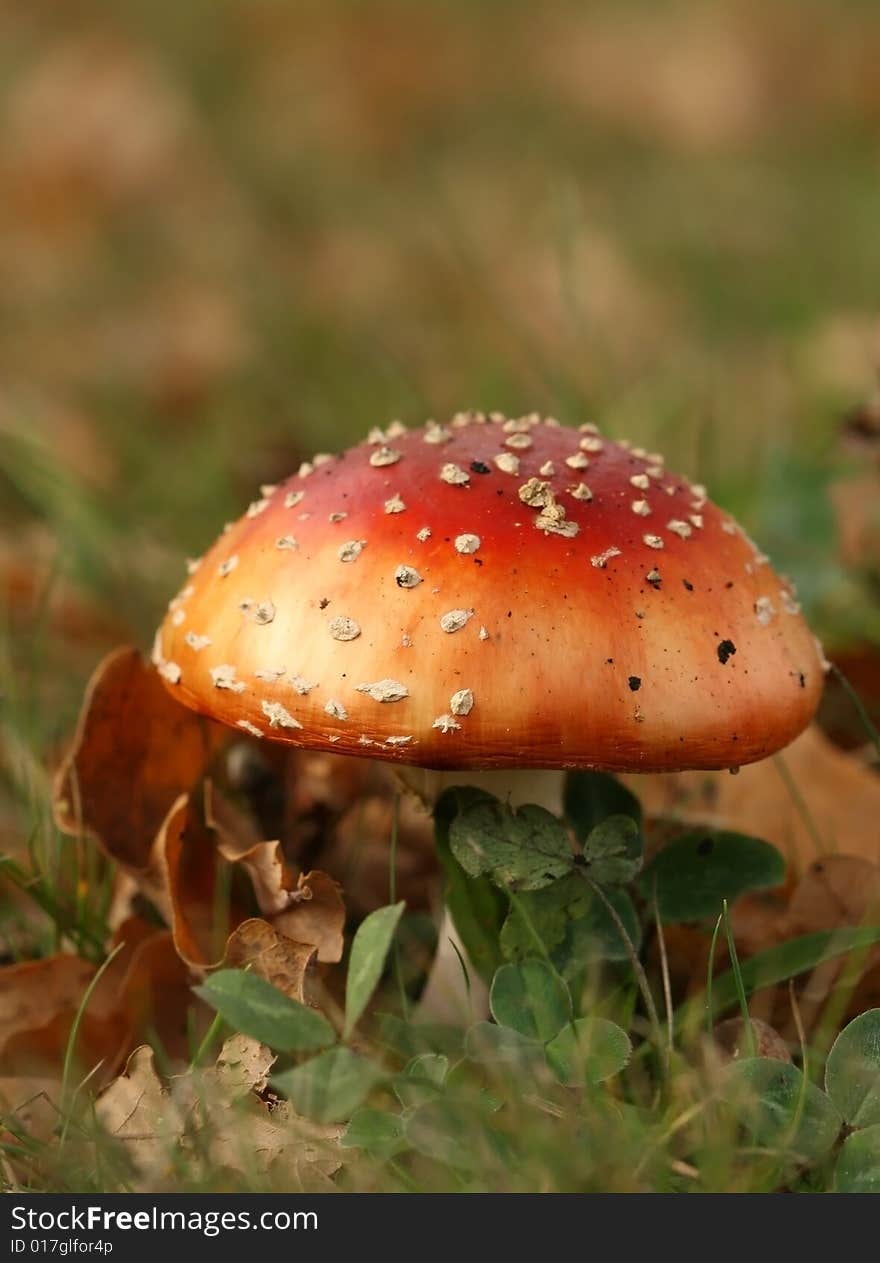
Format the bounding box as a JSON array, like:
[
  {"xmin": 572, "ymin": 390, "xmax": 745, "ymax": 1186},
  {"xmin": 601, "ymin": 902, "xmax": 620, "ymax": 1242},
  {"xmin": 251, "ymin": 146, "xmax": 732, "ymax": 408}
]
[
  {"xmin": 273, "ymin": 871, "xmax": 345, "ymax": 964},
  {"xmin": 155, "ymin": 790, "xmax": 346, "ymax": 968},
  {"xmin": 156, "ymin": 794, "xmax": 254, "ymax": 968},
  {"xmin": 112, "ymin": 920, "xmax": 202, "ymax": 1066},
  {"xmin": 208, "ymin": 780, "xmax": 344, "ymax": 960},
  {"xmin": 223, "ymin": 918, "xmax": 315, "ymax": 1002},
  {"xmin": 53, "ymin": 647, "xmax": 228, "ymax": 872}
]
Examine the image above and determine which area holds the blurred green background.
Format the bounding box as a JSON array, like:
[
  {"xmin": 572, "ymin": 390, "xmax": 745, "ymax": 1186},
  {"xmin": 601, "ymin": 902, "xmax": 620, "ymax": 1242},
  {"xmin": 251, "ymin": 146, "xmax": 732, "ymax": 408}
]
[{"xmin": 1, "ymin": 0, "xmax": 879, "ymax": 752}]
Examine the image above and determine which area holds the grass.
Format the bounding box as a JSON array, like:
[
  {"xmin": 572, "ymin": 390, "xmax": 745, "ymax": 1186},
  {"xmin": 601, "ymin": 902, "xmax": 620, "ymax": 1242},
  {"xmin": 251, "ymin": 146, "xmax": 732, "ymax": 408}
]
[{"xmin": 1, "ymin": 0, "xmax": 880, "ymax": 1193}]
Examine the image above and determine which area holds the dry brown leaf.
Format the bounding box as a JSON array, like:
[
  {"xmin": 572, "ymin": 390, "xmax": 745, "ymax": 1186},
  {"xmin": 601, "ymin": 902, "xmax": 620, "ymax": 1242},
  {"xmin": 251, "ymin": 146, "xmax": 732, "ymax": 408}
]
[
  {"xmin": 1, "ymin": 1009, "xmax": 124, "ymax": 1082},
  {"xmin": 181, "ymin": 1091, "xmax": 342, "ymax": 1189},
  {"xmin": 96, "ymin": 1037, "xmax": 342, "ymax": 1190},
  {"xmin": 95, "ymin": 1044, "xmax": 173, "ymax": 1137},
  {"xmin": 736, "ymin": 858, "xmax": 880, "ymax": 1038},
  {"xmin": 205, "ymin": 778, "xmax": 267, "ymax": 856},
  {"xmin": 0, "ymin": 1079, "xmax": 60, "ymax": 1148},
  {"xmin": 0, "ymin": 919, "xmax": 196, "ymax": 1086},
  {"xmin": 818, "ymin": 645, "xmax": 880, "ymax": 754},
  {"xmin": 154, "ymin": 792, "xmax": 344, "ymax": 968},
  {"xmin": 51, "ymin": 673, "xmax": 415, "ymax": 967},
  {"xmin": 273, "ymin": 871, "xmax": 345, "ymax": 964},
  {"xmin": 632, "ymin": 724, "xmax": 880, "ymax": 872},
  {"xmin": 223, "ymin": 919, "xmax": 315, "ymax": 1002},
  {"xmin": 208, "ymin": 781, "xmax": 345, "ymax": 962},
  {"xmin": 110, "ymin": 920, "xmax": 202, "ymax": 1066},
  {"xmin": 787, "ymin": 855, "xmax": 880, "ymax": 935},
  {"xmin": 0, "ymin": 953, "xmax": 126, "ymax": 1080},
  {"xmin": 228, "ymin": 840, "xmax": 299, "ymax": 916},
  {"xmin": 54, "ymin": 647, "xmax": 228, "ymax": 872},
  {"xmin": 326, "ymin": 792, "xmax": 437, "ymax": 919},
  {"xmin": 156, "ymin": 794, "xmax": 253, "ymax": 968},
  {"xmin": 0, "ymin": 954, "xmax": 94, "ymax": 1043},
  {"xmin": 188, "ymin": 1044, "xmax": 343, "ymax": 1186},
  {"xmin": 209, "ymin": 1033, "xmax": 275, "ymax": 1097},
  {"xmin": 95, "ymin": 1045, "xmax": 179, "ymax": 1184}
]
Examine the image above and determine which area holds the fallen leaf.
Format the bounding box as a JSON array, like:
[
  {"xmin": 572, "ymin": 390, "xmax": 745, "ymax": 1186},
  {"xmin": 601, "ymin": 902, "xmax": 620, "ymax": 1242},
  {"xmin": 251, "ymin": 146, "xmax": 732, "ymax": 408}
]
[
  {"xmin": 0, "ymin": 919, "xmax": 196, "ymax": 1086},
  {"xmin": 0, "ymin": 954, "xmax": 94, "ymax": 1043},
  {"xmin": 273, "ymin": 871, "xmax": 345, "ymax": 964},
  {"xmin": 96, "ymin": 1036, "xmax": 342, "ymax": 1190},
  {"xmin": 96, "ymin": 1044, "xmax": 170, "ymax": 1135},
  {"xmin": 632, "ymin": 724, "xmax": 880, "ymax": 872},
  {"xmin": 818, "ymin": 644, "xmax": 880, "ymax": 755},
  {"xmin": 209, "ymin": 782, "xmax": 345, "ymax": 962},
  {"xmin": 787, "ymin": 856, "xmax": 880, "ymax": 936},
  {"xmin": 223, "ymin": 918, "xmax": 316, "ymax": 1002},
  {"xmin": 111, "ymin": 920, "xmax": 202, "ymax": 1066},
  {"xmin": 159, "ymin": 789, "xmax": 346, "ymax": 967},
  {"xmin": 0, "ymin": 954, "xmax": 125, "ymax": 1081},
  {"xmin": 210, "ymin": 1032, "xmax": 275, "ymax": 1097},
  {"xmin": 53, "ymin": 647, "xmax": 228, "ymax": 872},
  {"xmin": 0, "ymin": 1078, "xmax": 60, "ymax": 1148},
  {"xmin": 332, "ymin": 793, "xmax": 437, "ymax": 915},
  {"xmin": 54, "ymin": 657, "xmax": 421, "ymax": 977},
  {"xmin": 94, "ymin": 1045, "xmax": 179, "ymax": 1185},
  {"xmin": 156, "ymin": 794, "xmax": 254, "ymax": 968}
]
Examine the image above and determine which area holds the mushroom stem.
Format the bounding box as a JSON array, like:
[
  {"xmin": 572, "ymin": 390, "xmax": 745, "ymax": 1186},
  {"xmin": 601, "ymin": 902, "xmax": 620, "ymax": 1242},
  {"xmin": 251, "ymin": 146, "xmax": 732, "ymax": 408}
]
[
  {"xmin": 415, "ymin": 908, "xmax": 489, "ymax": 1025},
  {"xmin": 396, "ymin": 765, "xmax": 566, "ymax": 1024}
]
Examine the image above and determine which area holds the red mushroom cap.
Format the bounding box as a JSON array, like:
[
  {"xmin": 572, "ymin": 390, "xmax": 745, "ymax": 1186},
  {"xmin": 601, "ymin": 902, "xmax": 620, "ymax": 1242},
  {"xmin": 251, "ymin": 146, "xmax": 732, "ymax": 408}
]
[{"xmin": 154, "ymin": 413, "xmax": 824, "ymax": 771}]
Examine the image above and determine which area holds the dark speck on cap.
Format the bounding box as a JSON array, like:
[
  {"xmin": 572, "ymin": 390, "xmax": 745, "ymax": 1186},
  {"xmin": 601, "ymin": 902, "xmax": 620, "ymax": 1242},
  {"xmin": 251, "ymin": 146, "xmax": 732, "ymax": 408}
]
[{"xmin": 717, "ymin": 639, "xmax": 736, "ymax": 665}]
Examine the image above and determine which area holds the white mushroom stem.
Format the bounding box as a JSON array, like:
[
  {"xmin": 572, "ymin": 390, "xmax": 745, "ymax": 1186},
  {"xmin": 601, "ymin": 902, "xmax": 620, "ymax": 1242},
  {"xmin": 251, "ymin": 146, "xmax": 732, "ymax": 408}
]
[
  {"xmin": 395, "ymin": 766, "xmax": 565, "ymax": 1025},
  {"xmin": 416, "ymin": 909, "xmax": 489, "ymax": 1025}
]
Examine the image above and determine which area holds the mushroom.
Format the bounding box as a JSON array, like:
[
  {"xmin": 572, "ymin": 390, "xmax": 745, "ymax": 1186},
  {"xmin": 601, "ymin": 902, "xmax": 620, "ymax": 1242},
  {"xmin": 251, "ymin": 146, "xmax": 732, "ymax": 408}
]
[{"xmin": 153, "ymin": 412, "xmax": 825, "ymax": 1015}]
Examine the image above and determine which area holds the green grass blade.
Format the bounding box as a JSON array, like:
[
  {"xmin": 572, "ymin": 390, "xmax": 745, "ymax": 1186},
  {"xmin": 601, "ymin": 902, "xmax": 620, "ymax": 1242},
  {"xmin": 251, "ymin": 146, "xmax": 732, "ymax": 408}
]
[{"xmin": 677, "ymin": 925, "xmax": 880, "ymax": 1032}]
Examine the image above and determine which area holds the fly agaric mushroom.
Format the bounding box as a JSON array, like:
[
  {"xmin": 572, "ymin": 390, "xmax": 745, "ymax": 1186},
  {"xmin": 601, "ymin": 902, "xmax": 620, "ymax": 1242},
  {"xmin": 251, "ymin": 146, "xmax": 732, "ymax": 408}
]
[
  {"xmin": 154, "ymin": 411, "xmax": 823, "ymax": 792},
  {"xmin": 153, "ymin": 411, "xmax": 825, "ymax": 1021}
]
